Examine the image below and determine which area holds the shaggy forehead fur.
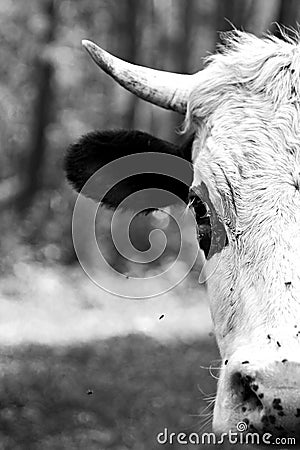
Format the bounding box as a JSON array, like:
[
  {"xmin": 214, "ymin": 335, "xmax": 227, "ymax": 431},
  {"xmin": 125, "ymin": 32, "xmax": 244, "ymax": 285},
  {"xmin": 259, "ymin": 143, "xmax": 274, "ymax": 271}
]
[{"xmin": 186, "ymin": 31, "xmax": 300, "ymax": 354}]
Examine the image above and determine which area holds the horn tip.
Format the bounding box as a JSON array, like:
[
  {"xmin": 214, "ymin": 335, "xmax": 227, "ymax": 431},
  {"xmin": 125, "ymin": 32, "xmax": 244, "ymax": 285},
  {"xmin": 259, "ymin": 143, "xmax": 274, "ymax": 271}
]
[
  {"xmin": 82, "ymin": 39, "xmax": 94, "ymax": 49},
  {"xmin": 82, "ymin": 39, "xmax": 105, "ymax": 61}
]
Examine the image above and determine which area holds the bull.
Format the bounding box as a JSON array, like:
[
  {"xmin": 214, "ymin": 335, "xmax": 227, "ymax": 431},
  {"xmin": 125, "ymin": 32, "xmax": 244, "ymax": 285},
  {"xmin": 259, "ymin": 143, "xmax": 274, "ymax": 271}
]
[{"xmin": 65, "ymin": 31, "xmax": 300, "ymax": 441}]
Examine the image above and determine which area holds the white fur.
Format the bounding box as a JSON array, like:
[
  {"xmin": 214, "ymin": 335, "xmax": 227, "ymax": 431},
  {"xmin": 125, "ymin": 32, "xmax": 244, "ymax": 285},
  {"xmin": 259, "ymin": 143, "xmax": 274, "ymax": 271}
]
[
  {"xmin": 186, "ymin": 31, "xmax": 300, "ymax": 431},
  {"xmin": 187, "ymin": 30, "xmax": 300, "ymax": 353}
]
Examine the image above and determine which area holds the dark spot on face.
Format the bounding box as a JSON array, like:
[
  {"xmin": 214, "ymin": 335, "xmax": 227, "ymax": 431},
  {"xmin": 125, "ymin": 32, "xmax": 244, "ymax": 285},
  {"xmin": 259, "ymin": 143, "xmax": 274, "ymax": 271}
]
[
  {"xmin": 252, "ymin": 384, "xmax": 259, "ymax": 392},
  {"xmin": 231, "ymin": 373, "xmax": 262, "ymax": 412},
  {"xmin": 291, "ymin": 85, "xmax": 297, "ymax": 97},
  {"xmin": 86, "ymin": 389, "xmax": 93, "ymax": 395},
  {"xmin": 245, "ymin": 375, "xmax": 255, "ymax": 383},
  {"xmin": 273, "ymin": 398, "xmax": 283, "ymax": 411},
  {"xmin": 276, "ymin": 341, "xmax": 281, "ymax": 348},
  {"xmin": 267, "ymin": 334, "xmax": 271, "ymax": 340},
  {"xmin": 242, "ymin": 406, "xmax": 247, "ymax": 413},
  {"xmin": 258, "ymin": 393, "xmax": 264, "ymax": 399},
  {"xmin": 159, "ymin": 315, "xmax": 164, "ymax": 320},
  {"xmin": 282, "ymin": 359, "xmax": 288, "ymax": 363},
  {"xmin": 269, "ymin": 415, "xmax": 276, "ymax": 424},
  {"xmin": 224, "ymin": 359, "xmax": 228, "ymax": 365},
  {"xmin": 242, "ymin": 361, "xmax": 249, "ymax": 364},
  {"xmin": 285, "ymin": 281, "xmax": 292, "ymax": 288},
  {"xmin": 279, "ymin": 63, "xmax": 291, "ymax": 72}
]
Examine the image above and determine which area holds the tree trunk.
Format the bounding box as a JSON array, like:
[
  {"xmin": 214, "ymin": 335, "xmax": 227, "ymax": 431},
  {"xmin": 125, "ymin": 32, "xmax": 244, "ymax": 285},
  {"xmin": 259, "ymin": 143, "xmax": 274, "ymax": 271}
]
[
  {"xmin": 215, "ymin": 0, "xmax": 251, "ymax": 43},
  {"xmin": 15, "ymin": 0, "xmax": 57, "ymax": 215},
  {"xmin": 120, "ymin": 0, "xmax": 140, "ymax": 129},
  {"xmin": 273, "ymin": 0, "xmax": 300, "ymax": 37},
  {"xmin": 177, "ymin": 0, "xmax": 195, "ymax": 73},
  {"xmin": 171, "ymin": 0, "xmax": 196, "ymax": 142},
  {"xmin": 246, "ymin": 0, "xmax": 281, "ymax": 35}
]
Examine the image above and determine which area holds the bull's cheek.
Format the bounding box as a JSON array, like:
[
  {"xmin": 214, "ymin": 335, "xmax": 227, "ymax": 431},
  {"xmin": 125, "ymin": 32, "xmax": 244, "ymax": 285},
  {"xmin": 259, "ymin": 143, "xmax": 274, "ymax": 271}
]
[
  {"xmin": 200, "ymin": 253, "xmax": 224, "ymax": 315},
  {"xmin": 201, "ymin": 251, "xmax": 236, "ymax": 344}
]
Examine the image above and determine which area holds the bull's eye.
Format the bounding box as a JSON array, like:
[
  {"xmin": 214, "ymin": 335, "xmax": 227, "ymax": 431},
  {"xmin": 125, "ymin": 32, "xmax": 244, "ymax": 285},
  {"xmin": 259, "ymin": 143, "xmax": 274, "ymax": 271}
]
[
  {"xmin": 188, "ymin": 191, "xmax": 212, "ymax": 258},
  {"xmin": 188, "ymin": 191, "xmax": 208, "ymax": 218},
  {"xmin": 189, "ymin": 184, "xmax": 228, "ymax": 259}
]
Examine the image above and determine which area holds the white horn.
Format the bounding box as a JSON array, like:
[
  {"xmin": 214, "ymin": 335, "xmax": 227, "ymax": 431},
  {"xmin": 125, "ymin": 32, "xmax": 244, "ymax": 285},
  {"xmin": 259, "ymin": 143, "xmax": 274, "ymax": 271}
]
[{"xmin": 82, "ymin": 39, "xmax": 199, "ymax": 114}]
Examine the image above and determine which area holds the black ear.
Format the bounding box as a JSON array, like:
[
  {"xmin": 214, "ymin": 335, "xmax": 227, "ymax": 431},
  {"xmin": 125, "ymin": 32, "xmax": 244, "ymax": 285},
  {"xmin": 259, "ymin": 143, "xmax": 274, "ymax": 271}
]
[{"xmin": 64, "ymin": 129, "xmax": 193, "ymax": 210}]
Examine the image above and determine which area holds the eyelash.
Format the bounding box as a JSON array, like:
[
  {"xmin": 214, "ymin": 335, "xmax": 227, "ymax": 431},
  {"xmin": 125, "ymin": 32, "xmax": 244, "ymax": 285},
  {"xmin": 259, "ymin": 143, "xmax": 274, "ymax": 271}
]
[{"xmin": 188, "ymin": 191, "xmax": 210, "ymax": 220}]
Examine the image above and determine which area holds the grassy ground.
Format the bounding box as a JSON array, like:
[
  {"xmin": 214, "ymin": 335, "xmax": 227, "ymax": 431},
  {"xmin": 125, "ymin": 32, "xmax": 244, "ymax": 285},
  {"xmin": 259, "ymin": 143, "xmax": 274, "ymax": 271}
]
[
  {"xmin": 0, "ymin": 335, "xmax": 224, "ymax": 450},
  {"xmin": 0, "ymin": 262, "xmax": 233, "ymax": 449}
]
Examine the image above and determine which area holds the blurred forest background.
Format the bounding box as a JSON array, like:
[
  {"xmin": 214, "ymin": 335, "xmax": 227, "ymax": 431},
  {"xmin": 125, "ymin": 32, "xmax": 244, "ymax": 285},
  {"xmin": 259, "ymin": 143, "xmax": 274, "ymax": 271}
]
[{"xmin": 0, "ymin": 0, "xmax": 300, "ymax": 448}]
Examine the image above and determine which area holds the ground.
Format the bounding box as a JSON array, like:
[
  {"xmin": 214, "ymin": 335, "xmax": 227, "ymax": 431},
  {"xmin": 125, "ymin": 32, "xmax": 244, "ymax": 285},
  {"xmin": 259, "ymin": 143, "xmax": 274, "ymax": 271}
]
[
  {"xmin": 0, "ymin": 335, "xmax": 222, "ymax": 449},
  {"xmin": 0, "ymin": 263, "xmax": 238, "ymax": 449}
]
